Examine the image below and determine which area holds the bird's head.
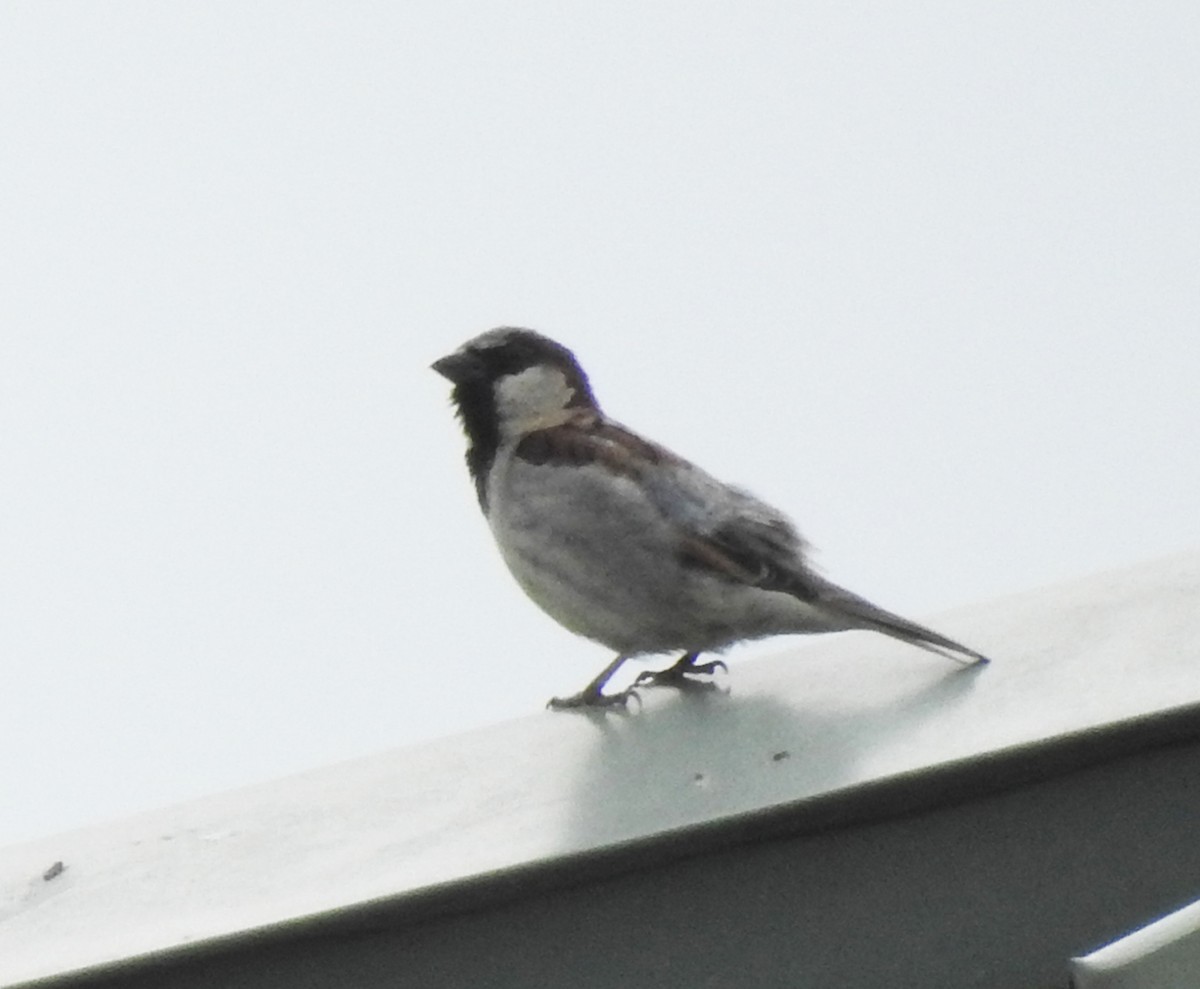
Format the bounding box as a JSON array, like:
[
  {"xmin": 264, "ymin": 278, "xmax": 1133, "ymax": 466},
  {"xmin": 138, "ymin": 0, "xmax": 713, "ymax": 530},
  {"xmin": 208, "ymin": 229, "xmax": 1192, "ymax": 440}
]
[{"xmin": 432, "ymin": 327, "xmax": 599, "ymax": 503}]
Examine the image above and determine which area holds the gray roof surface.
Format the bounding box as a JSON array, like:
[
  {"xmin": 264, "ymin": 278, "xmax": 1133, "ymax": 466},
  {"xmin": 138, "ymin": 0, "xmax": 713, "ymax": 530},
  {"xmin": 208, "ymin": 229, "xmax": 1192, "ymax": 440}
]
[{"xmin": 2, "ymin": 550, "xmax": 1199, "ymax": 987}]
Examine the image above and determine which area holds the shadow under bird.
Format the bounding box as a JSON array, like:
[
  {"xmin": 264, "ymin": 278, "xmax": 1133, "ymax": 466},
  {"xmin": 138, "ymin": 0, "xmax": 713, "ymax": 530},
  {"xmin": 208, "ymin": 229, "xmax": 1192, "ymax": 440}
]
[{"xmin": 433, "ymin": 327, "xmax": 990, "ymax": 710}]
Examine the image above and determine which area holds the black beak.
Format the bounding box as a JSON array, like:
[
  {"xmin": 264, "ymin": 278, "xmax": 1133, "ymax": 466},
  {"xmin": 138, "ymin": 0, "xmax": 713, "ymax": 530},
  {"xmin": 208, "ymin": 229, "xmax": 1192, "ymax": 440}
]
[{"xmin": 431, "ymin": 350, "xmax": 482, "ymax": 383}]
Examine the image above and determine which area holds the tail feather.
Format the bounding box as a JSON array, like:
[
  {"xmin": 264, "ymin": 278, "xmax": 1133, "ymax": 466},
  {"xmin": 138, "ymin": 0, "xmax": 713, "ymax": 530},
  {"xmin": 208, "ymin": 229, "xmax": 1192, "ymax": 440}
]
[{"xmin": 816, "ymin": 581, "xmax": 990, "ymax": 666}]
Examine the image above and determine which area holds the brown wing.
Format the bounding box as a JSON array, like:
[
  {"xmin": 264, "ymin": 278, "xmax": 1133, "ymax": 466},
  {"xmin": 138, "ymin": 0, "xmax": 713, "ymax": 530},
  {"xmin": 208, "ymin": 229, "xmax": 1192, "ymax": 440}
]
[
  {"xmin": 678, "ymin": 511, "xmax": 821, "ymax": 602},
  {"xmin": 514, "ymin": 411, "xmax": 683, "ymax": 478},
  {"xmin": 517, "ymin": 412, "xmax": 820, "ymax": 600}
]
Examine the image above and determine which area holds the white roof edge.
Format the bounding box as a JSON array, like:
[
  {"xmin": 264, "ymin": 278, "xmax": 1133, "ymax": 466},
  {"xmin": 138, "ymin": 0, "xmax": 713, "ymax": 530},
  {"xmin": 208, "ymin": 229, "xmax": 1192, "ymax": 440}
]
[
  {"xmin": 1071, "ymin": 897, "xmax": 1200, "ymax": 988},
  {"xmin": 2, "ymin": 549, "xmax": 1199, "ymax": 987}
]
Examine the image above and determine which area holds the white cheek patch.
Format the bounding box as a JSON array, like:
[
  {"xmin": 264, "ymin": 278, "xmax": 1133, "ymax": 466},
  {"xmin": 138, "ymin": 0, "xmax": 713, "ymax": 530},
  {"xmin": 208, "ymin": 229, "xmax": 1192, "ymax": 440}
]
[{"xmin": 494, "ymin": 366, "xmax": 576, "ymax": 435}]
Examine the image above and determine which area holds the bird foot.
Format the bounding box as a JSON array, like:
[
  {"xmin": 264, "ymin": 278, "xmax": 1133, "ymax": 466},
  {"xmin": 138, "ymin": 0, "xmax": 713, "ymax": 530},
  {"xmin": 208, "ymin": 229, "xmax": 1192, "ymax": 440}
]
[
  {"xmin": 546, "ymin": 686, "xmax": 639, "ymax": 712},
  {"xmin": 546, "ymin": 655, "xmax": 640, "ymax": 713},
  {"xmin": 635, "ymin": 653, "xmax": 728, "ymax": 691}
]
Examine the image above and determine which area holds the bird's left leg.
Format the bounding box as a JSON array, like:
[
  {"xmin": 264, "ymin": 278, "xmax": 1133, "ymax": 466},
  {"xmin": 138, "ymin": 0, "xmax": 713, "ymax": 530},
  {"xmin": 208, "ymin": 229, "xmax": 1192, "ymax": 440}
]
[
  {"xmin": 547, "ymin": 655, "xmax": 638, "ymax": 711},
  {"xmin": 635, "ymin": 651, "xmax": 727, "ymax": 690}
]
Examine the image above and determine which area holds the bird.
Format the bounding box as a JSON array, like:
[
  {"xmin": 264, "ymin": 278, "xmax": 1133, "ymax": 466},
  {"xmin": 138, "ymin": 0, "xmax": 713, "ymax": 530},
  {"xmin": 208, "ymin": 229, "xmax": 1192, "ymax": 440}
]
[{"xmin": 432, "ymin": 327, "xmax": 990, "ymax": 710}]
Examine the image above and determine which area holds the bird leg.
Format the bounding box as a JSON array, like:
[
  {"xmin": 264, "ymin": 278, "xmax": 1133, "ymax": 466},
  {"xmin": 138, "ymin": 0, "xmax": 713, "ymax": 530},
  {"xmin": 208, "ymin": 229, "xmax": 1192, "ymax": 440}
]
[
  {"xmin": 635, "ymin": 652, "xmax": 728, "ymax": 690},
  {"xmin": 547, "ymin": 655, "xmax": 637, "ymax": 710}
]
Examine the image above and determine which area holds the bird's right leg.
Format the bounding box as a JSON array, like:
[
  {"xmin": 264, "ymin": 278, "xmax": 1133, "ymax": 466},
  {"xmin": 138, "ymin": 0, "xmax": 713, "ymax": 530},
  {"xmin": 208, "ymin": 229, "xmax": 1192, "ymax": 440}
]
[{"xmin": 635, "ymin": 651, "xmax": 728, "ymax": 689}]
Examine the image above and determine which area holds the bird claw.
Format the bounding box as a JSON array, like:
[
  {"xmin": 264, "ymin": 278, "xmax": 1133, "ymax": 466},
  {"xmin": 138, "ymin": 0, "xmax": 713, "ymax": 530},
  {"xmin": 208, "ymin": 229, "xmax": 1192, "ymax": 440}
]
[
  {"xmin": 636, "ymin": 654, "xmax": 728, "ymax": 690},
  {"xmin": 547, "ymin": 686, "xmax": 640, "ymax": 712}
]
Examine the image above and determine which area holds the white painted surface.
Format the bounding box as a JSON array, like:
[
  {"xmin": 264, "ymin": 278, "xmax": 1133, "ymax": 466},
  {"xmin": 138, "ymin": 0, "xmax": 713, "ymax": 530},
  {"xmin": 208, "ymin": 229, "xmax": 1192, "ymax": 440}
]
[
  {"xmin": 1072, "ymin": 898, "xmax": 1200, "ymax": 989},
  {"xmin": 1, "ymin": 551, "xmax": 1198, "ymax": 986}
]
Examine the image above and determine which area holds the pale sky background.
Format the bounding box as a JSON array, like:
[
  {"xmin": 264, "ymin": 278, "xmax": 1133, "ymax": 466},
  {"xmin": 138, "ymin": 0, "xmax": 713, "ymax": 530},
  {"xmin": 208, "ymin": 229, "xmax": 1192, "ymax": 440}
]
[{"xmin": 2, "ymin": 2, "xmax": 1198, "ymax": 849}]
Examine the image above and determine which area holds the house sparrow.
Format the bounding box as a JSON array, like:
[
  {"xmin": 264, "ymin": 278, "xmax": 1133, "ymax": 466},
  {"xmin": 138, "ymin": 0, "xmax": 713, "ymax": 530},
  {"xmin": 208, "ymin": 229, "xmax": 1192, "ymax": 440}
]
[{"xmin": 433, "ymin": 327, "xmax": 990, "ymax": 710}]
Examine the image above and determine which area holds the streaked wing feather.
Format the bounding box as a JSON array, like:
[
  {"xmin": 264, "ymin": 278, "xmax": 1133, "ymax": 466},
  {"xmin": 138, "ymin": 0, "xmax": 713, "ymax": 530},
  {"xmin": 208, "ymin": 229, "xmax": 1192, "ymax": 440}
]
[
  {"xmin": 515, "ymin": 415, "xmax": 822, "ymax": 600},
  {"xmin": 511, "ymin": 413, "xmax": 989, "ymax": 665}
]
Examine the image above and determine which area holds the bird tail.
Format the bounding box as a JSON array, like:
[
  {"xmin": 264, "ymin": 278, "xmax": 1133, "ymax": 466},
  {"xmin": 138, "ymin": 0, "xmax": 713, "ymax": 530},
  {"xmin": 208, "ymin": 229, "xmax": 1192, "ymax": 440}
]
[{"xmin": 816, "ymin": 580, "xmax": 990, "ymax": 666}]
